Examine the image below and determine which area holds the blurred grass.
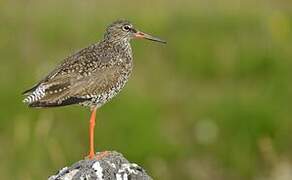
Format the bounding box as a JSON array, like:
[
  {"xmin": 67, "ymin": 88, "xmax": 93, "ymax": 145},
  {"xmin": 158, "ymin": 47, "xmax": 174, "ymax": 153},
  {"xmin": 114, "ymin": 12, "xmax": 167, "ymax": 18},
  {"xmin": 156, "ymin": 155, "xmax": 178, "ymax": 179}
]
[{"xmin": 1, "ymin": 0, "xmax": 292, "ymax": 179}]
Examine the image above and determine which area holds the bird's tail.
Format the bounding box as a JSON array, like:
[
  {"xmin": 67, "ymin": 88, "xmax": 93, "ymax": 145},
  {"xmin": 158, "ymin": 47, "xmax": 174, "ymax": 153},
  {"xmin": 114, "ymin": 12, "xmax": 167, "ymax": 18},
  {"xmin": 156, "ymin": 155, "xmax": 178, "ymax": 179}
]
[{"xmin": 22, "ymin": 85, "xmax": 46, "ymax": 104}]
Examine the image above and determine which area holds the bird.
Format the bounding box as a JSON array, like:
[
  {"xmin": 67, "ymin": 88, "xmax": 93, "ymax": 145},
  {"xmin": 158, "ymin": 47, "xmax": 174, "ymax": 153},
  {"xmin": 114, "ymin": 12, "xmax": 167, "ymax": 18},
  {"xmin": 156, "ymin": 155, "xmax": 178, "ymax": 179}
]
[{"xmin": 22, "ymin": 19, "xmax": 166, "ymax": 159}]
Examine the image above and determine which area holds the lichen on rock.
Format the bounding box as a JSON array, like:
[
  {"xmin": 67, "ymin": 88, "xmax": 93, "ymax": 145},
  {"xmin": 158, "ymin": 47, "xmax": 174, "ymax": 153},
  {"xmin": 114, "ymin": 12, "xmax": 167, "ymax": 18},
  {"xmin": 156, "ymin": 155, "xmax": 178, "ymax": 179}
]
[{"xmin": 48, "ymin": 151, "xmax": 152, "ymax": 180}]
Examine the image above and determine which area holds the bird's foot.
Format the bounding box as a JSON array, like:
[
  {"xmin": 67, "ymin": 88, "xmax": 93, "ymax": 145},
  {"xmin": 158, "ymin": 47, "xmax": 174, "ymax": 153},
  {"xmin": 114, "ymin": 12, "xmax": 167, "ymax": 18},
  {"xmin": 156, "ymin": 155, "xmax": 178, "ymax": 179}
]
[
  {"xmin": 88, "ymin": 151, "xmax": 95, "ymax": 159},
  {"xmin": 95, "ymin": 151, "xmax": 110, "ymax": 160},
  {"xmin": 86, "ymin": 151, "xmax": 110, "ymax": 160}
]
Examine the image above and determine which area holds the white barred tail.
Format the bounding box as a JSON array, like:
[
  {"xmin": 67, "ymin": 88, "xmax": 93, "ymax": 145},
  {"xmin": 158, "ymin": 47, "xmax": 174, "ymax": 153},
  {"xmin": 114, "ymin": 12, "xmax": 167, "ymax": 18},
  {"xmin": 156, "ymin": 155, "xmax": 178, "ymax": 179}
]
[{"xmin": 23, "ymin": 85, "xmax": 46, "ymax": 103}]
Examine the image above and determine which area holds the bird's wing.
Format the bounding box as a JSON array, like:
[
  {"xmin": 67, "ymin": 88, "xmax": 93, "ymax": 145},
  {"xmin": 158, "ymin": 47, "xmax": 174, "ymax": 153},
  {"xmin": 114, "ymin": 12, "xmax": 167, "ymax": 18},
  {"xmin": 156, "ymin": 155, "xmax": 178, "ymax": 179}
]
[
  {"xmin": 23, "ymin": 63, "xmax": 120, "ymax": 107},
  {"xmin": 22, "ymin": 45, "xmax": 96, "ymax": 95},
  {"xmin": 24, "ymin": 44, "xmax": 122, "ymax": 107}
]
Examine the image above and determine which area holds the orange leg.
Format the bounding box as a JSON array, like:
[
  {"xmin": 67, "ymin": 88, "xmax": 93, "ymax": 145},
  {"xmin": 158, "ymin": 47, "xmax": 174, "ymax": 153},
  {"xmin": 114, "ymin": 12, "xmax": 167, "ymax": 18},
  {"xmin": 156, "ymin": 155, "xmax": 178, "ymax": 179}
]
[{"xmin": 88, "ymin": 107, "xmax": 97, "ymax": 159}]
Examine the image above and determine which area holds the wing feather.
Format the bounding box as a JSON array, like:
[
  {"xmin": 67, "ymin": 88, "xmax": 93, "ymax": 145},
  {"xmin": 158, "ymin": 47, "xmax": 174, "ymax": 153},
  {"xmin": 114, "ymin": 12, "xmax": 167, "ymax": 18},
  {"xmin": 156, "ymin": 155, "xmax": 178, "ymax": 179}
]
[{"xmin": 22, "ymin": 42, "xmax": 126, "ymax": 108}]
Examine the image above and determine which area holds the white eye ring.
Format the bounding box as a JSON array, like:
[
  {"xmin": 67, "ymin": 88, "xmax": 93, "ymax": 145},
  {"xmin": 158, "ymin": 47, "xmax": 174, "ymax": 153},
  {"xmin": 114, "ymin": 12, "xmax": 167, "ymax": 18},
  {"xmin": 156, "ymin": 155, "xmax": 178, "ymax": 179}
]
[{"xmin": 122, "ymin": 25, "xmax": 131, "ymax": 32}]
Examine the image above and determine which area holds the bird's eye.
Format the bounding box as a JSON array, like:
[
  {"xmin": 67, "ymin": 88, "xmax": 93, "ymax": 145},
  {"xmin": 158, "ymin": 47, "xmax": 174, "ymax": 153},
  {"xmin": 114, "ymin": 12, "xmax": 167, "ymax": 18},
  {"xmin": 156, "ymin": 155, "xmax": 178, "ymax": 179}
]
[{"xmin": 122, "ymin": 25, "xmax": 131, "ymax": 32}]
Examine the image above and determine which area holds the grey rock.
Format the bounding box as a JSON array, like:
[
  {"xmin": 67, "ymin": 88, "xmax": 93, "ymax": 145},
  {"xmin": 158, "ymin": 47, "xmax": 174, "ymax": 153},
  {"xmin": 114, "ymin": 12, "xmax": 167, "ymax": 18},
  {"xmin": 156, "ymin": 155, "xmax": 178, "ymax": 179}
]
[{"xmin": 48, "ymin": 151, "xmax": 153, "ymax": 180}]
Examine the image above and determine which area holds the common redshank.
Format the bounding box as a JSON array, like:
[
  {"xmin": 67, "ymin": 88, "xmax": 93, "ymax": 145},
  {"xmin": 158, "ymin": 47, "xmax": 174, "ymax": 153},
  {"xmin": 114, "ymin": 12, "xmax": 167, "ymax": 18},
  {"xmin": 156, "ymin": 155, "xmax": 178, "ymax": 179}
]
[{"xmin": 23, "ymin": 19, "xmax": 166, "ymax": 159}]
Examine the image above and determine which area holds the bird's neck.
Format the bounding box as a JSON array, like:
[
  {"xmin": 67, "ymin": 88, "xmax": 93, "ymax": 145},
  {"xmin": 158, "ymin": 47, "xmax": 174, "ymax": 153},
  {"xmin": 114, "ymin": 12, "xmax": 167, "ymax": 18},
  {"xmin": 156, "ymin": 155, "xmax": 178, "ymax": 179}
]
[
  {"xmin": 106, "ymin": 38, "xmax": 132, "ymax": 55},
  {"xmin": 99, "ymin": 38, "xmax": 133, "ymax": 66}
]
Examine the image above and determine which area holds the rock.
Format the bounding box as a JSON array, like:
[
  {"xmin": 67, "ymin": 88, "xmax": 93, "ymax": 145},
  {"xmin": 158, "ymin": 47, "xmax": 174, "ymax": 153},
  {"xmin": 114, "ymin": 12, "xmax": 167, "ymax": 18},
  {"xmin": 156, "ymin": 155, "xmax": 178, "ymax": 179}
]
[{"xmin": 48, "ymin": 151, "xmax": 153, "ymax": 180}]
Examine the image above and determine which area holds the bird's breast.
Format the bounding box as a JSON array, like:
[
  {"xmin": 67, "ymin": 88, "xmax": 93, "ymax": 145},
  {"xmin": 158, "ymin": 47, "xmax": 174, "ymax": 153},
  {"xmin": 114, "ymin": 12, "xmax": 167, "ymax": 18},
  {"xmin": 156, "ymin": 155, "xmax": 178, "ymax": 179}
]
[{"xmin": 81, "ymin": 56, "xmax": 133, "ymax": 108}]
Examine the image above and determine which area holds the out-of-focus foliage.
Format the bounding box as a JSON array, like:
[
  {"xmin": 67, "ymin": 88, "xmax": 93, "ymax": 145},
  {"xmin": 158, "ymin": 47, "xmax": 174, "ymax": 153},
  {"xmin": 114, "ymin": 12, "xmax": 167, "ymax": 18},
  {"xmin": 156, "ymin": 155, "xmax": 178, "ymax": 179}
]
[{"xmin": 1, "ymin": 0, "xmax": 292, "ymax": 179}]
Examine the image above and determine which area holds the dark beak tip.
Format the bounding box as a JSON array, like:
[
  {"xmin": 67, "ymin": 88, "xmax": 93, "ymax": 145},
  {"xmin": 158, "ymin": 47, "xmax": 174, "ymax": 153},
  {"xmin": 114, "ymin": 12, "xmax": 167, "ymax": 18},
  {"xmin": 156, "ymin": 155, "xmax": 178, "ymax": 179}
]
[{"xmin": 153, "ymin": 39, "xmax": 167, "ymax": 44}]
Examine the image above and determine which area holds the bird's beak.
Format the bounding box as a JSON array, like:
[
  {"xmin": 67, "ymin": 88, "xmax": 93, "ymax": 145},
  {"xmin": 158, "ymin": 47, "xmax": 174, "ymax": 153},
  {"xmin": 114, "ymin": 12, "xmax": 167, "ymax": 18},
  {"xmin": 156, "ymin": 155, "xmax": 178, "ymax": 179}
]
[{"xmin": 134, "ymin": 31, "xmax": 166, "ymax": 44}]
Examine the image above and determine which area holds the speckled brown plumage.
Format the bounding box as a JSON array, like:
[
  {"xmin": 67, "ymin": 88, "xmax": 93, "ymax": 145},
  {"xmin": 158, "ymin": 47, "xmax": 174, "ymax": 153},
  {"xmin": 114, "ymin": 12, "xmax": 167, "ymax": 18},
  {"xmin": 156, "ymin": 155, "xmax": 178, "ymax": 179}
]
[
  {"xmin": 23, "ymin": 19, "xmax": 165, "ymax": 109},
  {"xmin": 23, "ymin": 19, "xmax": 166, "ymax": 159}
]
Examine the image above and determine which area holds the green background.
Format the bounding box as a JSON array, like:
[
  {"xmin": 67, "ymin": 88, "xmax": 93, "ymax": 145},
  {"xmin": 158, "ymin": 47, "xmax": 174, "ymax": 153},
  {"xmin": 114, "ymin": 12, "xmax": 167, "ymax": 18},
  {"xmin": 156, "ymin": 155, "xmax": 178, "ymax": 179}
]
[{"xmin": 1, "ymin": 0, "xmax": 292, "ymax": 179}]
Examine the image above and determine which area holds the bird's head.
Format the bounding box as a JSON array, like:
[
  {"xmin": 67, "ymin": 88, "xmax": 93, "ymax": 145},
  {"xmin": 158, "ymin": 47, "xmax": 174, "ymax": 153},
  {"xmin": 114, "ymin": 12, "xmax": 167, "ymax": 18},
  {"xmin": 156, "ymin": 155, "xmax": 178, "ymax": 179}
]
[{"xmin": 104, "ymin": 19, "xmax": 166, "ymax": 44}]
